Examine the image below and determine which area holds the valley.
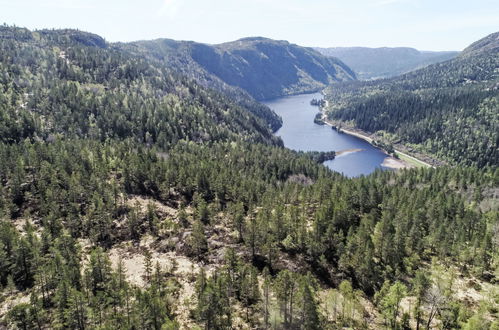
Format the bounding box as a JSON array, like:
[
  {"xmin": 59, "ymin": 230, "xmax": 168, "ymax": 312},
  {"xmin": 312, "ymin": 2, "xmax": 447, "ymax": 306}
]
[
  {"xmin": 315, "ymin": 47, "xmax": 458, "ymax": 80},
  {"xmin": 0, "ymin": 20, "xmax": 497, "ymax": 330},
  {"xmin": 263, "ymin": 93, "xmax": 406, "ymax": 177}
]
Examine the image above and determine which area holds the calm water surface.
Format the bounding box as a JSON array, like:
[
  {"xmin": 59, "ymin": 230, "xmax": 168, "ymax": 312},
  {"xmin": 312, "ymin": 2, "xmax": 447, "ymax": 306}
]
[{"xmin": 264, "ymin": 93, "xmax": 390, "ymax": 177}]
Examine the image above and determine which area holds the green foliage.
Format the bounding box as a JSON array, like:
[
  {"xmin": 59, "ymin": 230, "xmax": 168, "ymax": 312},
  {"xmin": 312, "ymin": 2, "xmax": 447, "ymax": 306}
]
[
  {"xmin": 189, "ymin": 220, "xmax": 208, "ymax": 258},
  {"xmin": 125, "ymin": 37, "xmax": 356, "ymax": 101},
  {"xmin": 0, "ymin": 24, "xmax": 496, "ymax": 329},
  {"xmin": 0, "ymin": 136, "xmax": 496, "ymax": 327},
  {"xmin": 6, "ymin": 302, "xmax": 42, "ymax": 330},
  {"xmin": 376, "ymin": 280, "xmax": 407, "ymax": 329},
  {"xmin": 297, "ymin": 276, "xmax": 320, "ymax": 330},
  {"xmin": 325, "ymin": 33, "xmax": 499, "ymax": 167},
  {"xmin": 0, "ymin": 26, "xmax": 281, "ymax": 147}
]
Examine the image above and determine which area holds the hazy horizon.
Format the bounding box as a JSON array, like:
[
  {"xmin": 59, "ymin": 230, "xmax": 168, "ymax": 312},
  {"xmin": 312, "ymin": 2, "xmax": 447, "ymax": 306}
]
[{"xmin": 1, "ymin": 0, "xmax": 498, "ymax": 51}]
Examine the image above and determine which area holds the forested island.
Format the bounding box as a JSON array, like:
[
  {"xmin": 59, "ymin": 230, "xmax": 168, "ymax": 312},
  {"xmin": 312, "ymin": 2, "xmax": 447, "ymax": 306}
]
[{"xmin": 0, "ymin": 25, "xmax": 497, "ymax": 330}]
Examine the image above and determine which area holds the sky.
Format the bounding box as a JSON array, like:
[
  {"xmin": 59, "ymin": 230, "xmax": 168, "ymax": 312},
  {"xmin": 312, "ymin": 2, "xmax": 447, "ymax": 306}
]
[{"xmin": 1, "ymin": 0, "xmax": 498, "ymax": 51}]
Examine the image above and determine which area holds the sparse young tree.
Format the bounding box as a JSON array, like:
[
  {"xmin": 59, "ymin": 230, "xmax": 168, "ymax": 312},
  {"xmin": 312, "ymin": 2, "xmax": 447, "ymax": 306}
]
[{"xmin": 189, "ymin": 220, "xmax": 208, "ymax": 258}]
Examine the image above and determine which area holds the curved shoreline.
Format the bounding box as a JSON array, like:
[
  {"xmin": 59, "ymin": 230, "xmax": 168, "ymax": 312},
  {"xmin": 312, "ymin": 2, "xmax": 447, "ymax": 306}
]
[
  {"xmin": 338, "ymin": 125, "xmax": 434, "ymax": 168},
  {"xmin": 320, "ymin": 113, "xmax": 433, "ymax": 169}
]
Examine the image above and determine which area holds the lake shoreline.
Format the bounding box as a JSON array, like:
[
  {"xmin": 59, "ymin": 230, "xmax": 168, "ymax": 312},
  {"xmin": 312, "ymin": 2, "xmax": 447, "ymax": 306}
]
[
  {"xmin": 321, "ymin": 114, "xmax": 420, "ymax": 169},
  {"xmin": 265, "ymin": 92, "xmax": 405, "ymax": 177},
  {"xmin": 319, "ymin": 111, "xmax": 433, "ymax": 169},
  {"xmin": 338, "ymin": 124, "xmax": 434, "ymax": 168},
  {"xmin": 381, "ymin": 156, "xmax": 410, "ymax": 169}
]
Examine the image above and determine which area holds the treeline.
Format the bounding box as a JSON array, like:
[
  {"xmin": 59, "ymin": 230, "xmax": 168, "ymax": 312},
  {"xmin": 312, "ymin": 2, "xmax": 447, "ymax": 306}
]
[
  {"xmin": 0, "ymin": 25, "xmax": 497, "ymax": 329},
  {"xmin": 0, "ymin": 139, "xmax": 332, "ymax": 243},
  {"xmin": 116, "ymin": 39, "xmax": 284, "ymax": 132},
  {"xmin": 0, "ymin": 25, "xmax": 281, "ymax": 147},
  {"xmin": 310, "ymin": 98, "xmax": 326, "ymax": 107},
  {"xmin": 324, "ymin": 36, "xmax": 499, "ymax": 167},
  {"xmin": 301, "ymin": 150, "xmax": 336, "ymax": 163},
  {"xmin": 0, "ymin": 138, "xmax": 497, "ymax": 328},
  {"xmin": 121, "ymin": 37, "xmax": 356, "ymax": 101}
]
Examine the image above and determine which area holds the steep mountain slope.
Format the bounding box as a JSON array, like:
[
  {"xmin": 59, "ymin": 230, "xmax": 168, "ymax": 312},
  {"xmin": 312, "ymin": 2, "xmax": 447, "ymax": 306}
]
[
  {"xmin": 122, "ymin": 37, "xmax": 356, "ymax": 100},
  {"xmin": 0, "ymin": 26, "xmax": 281, "ymax": 146},
  {"xmin": 0, "ymin": 26, "xmax": 497, "ymax": 330},
  {"xmin": 324, "ymin": 32, "xmax": 499, "ymax": 167},
  {"xmin": 462, "ymin": 31, "xmax": 499, "ymax": 55},
  {"xmin": 316, "ymin": 46, "xmax": 458, "ymax": 80},
  {"xmin": 117, "ymin": 38, "xmax": 284, "ymax": 130}
]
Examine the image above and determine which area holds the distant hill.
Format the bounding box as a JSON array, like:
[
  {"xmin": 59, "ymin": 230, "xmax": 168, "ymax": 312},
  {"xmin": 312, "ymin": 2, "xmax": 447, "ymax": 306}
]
[
  {"xmin": 461, "ymin": 31, "xmax": 499, "ymax": 55},
  {"xmin": 0, "ymin": 25, "xmax": 497, "ymax": 330},
  {"xmin": 116, "ymin": 38, "xmax": 283, "ymax": 130},
  {"xmin": 121, "ymin": 37, "xmax": 356, "ymax": 100},
  {"xmin": 0, "ymin": 26, "xmax": 281, "ymax": 146},
  {"xmin": 324, "ymin": 32, "xmax": 499, "ymax": 167},
  {"xmin": 315, "ymin": 46, "xmax": 458, "ymax": 80}
]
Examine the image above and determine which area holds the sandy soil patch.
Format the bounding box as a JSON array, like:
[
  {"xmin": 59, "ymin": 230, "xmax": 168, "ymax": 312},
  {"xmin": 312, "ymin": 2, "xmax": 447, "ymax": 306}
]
[
  {"xmin": 108, "ymin": 239, "xmax": 202, "ymax": 287},
  {"xmin": 382, "ymin": 156, "xmax": 413, "ymax": 169},
  {"xmin": 335, "ymin": 148, "xmax": 364, "ymax": 157},
  {"xmin": 0, "ymin": 291, "xmax": 30, "ymax": 318},
  {"xmin": 127, "ymin": 195, "xmax": 178, "ymax": 217},
  {"xmin": 107, "ymin": 237, "xmax": 219, "ymax": 328}
]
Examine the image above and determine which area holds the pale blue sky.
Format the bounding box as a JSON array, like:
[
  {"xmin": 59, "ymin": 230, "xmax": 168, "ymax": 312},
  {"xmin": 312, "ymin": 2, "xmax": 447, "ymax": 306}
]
[{"xmin": 1, "ymin": 0, "xmax": 498, "ymax": 50}]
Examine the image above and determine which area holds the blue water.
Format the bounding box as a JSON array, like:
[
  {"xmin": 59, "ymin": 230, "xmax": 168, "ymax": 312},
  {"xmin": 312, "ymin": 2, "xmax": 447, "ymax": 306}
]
[{"xmin": 264, "ymin": 93, "xmax": 390, "ymax": 177}]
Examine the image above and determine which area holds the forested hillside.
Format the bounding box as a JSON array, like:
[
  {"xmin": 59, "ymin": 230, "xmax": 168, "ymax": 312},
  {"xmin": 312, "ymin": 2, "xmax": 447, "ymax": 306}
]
[
  {"xmin": 1, "ymin": 141, "xmax": 497, "ymax": 329},
  {"xmin": 316, "ymin": 46, "xmax": 457, "ymax": 80},
  {"xmin": 0, "ymin": 25, "xmax": 497, "ymax": 329},
  {"xmin": 123, "ymin": 37, "xmax": 356, "ymax": 100},
  {"xmin": 324, "ymin": 32, "xmax": 499, "ymax": 167},
  {"xmin": 0, "ymin": 26, "xmax": 283, "ymax": 146},
  {"xmin": 116, "ymin": 38, "xmax": 284, "ymax": 131}
]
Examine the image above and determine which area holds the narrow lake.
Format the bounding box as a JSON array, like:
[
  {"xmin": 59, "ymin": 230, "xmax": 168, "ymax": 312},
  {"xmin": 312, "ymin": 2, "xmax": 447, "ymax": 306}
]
[{"xmin": 264, "ymin": 92, "xmax": 390, "ymax": 177}]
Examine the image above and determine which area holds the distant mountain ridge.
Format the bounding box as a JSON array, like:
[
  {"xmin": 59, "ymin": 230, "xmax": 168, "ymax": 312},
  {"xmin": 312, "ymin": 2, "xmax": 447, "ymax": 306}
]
[
  {"xmin": 0, "ymin": 24, "xmax": 497, "ymax": 330},
  {"xmin": 315, "ymin": 46, "xmax": 458, "ymax": 80},
  {"xmin": 122, "ymin": 37, "xmax": 356, "ymax": 100}
]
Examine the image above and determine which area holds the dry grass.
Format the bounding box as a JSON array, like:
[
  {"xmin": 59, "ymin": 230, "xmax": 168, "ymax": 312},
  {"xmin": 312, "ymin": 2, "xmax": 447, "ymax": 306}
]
[{"xmin": 0, "ymin": 290, "xmax": 30, "ymax": 319}]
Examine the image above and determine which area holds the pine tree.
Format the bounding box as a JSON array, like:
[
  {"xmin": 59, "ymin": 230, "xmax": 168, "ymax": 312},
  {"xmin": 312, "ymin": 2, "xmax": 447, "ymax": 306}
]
[
  {"xmin": 378, "ymin": 281, "xmax": 407, "ymax": 329},
  {"xmin": 299, "ymin": 278, "xmax": 320, "ymax": 330},
  {"xmin": 146, "ymin": 202, "xmax": 159, "ymax": 236},
  {"xmin": 275, "ymin": 270, "xmax": 296, "ymax": 326},
  {"xmin": 189, "ymin": 220, "xmax": 208, "ymax": 258},
  {"xmin": 144, "ymin": 249, "xmax": 153, "ymax": 284},
  {"xmin": 233, "ymin": 202, "xmax": 245, "ymax": 242},
  {"xmin": 196, "ymin": 199, "xmax": 210, "ymax": 224},
  {"xmin": 412, "ymin": 270, "xmax": 430, "ymax": 330},
  {"xmin": 64, "ymin": 288, "xmax": 87, "ymax": 330},
  {"xmin": 339, "ymin": 280, "xmax": 354, "ymax": 324},
  {"xmin": 6, "ymin": 303, "xmax": 34, "ymax": 330},
  {"xmin": 262, "ymin": 267, "xmax": 271, "ymax": 329}
]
